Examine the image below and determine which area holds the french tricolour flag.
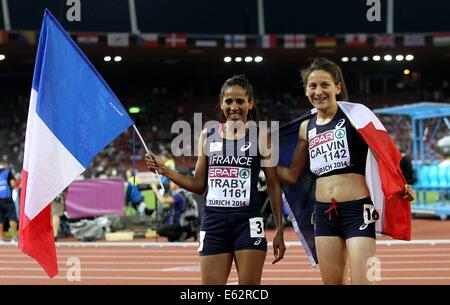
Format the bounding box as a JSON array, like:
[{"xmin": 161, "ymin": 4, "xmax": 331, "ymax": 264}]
[
  {"xmin": 19, "ymin": 9, "xmax": 133, "ymax": 277},
  {"xmin": 338, "ymin": 102, "xmax": 411, "ymax": 240},
  {"xmin": 279, "ymin": 102, "xmax": 411, "ymax": 266}
]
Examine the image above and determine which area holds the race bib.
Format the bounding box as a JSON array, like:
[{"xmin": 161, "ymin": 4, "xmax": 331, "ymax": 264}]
[
  {"xmin": 206, "ymin": 166, "xmax": 251, "ymax": 208},
  {"xmin": 359, "ymin": 204, "xmax": 379, "ymax": 230},
  {"xmin": 249, "ymin": 217, "xmax": 265, "ymax": 238},
  {"xmin": 309, "ymin": 119, "xmax": 351, "ymax": 176}
]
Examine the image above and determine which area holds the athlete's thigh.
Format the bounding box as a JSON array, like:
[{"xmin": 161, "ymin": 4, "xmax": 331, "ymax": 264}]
[
  {"xmin": 315, "ymin": 236, "xmax": 348, "ymax": 284},
  {"xmin": 346, "ymin": 236, "xmax": 376, "ymax": 284},
  {"xmin": 234, "ymin": 249, "xmax": 267, "ymax": 285},
  {"xmin": 200, "ymin": 252, "xmax": 233, "ymax": 285}
]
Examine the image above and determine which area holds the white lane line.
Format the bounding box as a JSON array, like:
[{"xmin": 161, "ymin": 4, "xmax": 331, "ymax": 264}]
[
  {"xmin": 0, "ymin": 260, "xmax": 197, "ymax": 265},
  {"xmin": 0, "ymin": 254, "xmax": 202, "ymax": 259},
  {"xmin": 377, "ymin": 254, "xmax": 450, "ymax": 258},
  {"xmin": 0, "ymin": 267, "xmax": 449, "ymax": 273},
  {"xmin": 1, "ymin": 239, "xmax": 449, "ymax": 248},
  {"xmin": 0, "ymin": 275, "xmax": 204, "ymax": 281},
  {"xmin": 162, "ymin": 265, "xmax": 200, "ymax": 271},
  {"xmin": 3, "ymin": 253, "xmax": 449, "ymax": 259},
  {"xmin": 2, "ymin": 258, "xmax": 450, "ymax": 266},
  {"xmin": 1, "ymin": 247, "xmax": 449, "ymax": 254}
]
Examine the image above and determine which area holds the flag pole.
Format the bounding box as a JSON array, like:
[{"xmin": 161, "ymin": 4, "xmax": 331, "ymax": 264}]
[{"xmin": 133, "ymin": 124, "xmax": 165, "ymax": 191}]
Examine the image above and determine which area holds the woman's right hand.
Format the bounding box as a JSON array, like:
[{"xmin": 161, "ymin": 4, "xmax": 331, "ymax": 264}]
[{"xmin": 145, "ymin": 153, "xmax": 166, "ymax": 175}]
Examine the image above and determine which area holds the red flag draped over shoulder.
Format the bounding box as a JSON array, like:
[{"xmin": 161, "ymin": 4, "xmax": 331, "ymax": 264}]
[{"xmin": 338, "ymin": 102, "xmax": 411, "ymax": 240}]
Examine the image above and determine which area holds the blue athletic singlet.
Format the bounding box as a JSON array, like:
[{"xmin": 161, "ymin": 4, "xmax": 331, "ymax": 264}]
[
  {"xmin": 307, "ymin": 107, "xmax": 368, "ymax": 177},
  {"xmin": 204, "ymin": 124, "xmax": 261, "ymax": 213},
  {"xmin": 0, "ymin": 168, "xmax": 12, "ymax": 199}
]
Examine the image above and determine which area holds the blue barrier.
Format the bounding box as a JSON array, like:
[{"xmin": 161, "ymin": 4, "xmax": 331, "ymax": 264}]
[{"xmin": 412, "ymin": 164, "xmax": 450, "ymax": 220}]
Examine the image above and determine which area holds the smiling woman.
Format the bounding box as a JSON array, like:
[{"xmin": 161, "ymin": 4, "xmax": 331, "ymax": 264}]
[
  {"xmin": 145, "ymin": 74, "xmax": 286, "ymax": 285},
  {"xmin": 216, "ymin": 75, "xmax": 257, "ymax": 125},
  {"xmin": 277, "ymin": 57, "xmax": 416, "ymax": 285}
]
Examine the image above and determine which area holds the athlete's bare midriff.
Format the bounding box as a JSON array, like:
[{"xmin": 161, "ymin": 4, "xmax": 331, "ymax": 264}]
[{"xmin": 315, "ymin": 173, "xmax": 370, "ymax": 203}]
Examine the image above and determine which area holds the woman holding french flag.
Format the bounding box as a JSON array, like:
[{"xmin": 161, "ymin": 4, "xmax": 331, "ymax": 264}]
[
  {"xmin": 277, "ymin": 58, "xmax": 415, "ymax": 284},
  {"xmin": 146, "ymin": 75, "xmax": 286, "ymax": 285}
]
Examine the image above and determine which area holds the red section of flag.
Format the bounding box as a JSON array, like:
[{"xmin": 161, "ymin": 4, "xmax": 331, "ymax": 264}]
[
  {"xmin": 165, "ymin": 33, "xmax": 187, "ymax": 48},
  {"xmin": 345, "ymin": 34, "xmax": 367, "ymax": 46},
  {"xmin": 358, "ymin": 123, "xmax": 411, "ymax": 240},
  {"xmin": 18, "ymin": 170, "xmax": 58, "ymax": 278},
  {"xmin": 0, "ymin": 31, "xmax": 9, "ymax": 44},
  {"xmin": 261, "ymin": 35, "xmax": 277, "ymax": 48}
]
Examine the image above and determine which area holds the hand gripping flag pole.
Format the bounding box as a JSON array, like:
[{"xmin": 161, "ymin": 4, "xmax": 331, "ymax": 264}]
[{"xmin": 132, "ymin": 125, "xmax": 166, "ymax": 191}]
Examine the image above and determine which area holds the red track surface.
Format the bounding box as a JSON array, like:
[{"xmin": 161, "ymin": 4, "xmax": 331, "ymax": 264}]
[{"xmin": 1, "ymin": 218, "xmax": 450, "ymax": 285}]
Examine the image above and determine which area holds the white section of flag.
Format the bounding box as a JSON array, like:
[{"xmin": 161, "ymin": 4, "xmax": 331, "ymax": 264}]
[
  {"xmin": 337, "ymin": 101, "xmax": 386, "ymax": 131},
  {"xmin": 23, "ymin": 89, "xmax": 85, "ymax": 220},
  {"xmin": 365, "ymin": 149, "xmax": 384, "ymax": 233},
  {"xmin": 107, "ymin": 33, "xmax": 129, "ymax": 47}
]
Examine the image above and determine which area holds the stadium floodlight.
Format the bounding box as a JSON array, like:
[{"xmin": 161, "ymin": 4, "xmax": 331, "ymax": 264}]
[
  {"xmin": 0, "ymin": 54, "xmax": 5, "ymax": 61},
  {"xmin": 235, "ymin": 57, "xmax": 243, "ymax": 62},
  {"xmin": 403, "ymin": 69, "xmax": 411, "ymax": 75},
  {"xmin": 245, "ymin": 56, "xmax": 253, "ymax": 63},
  {"xmin": 384, "ymin": 55, "xmax": 393, "ymax": 61},
  {"xmin": 373, "ymin": 55, "xmax": 381, "ymax": 61},
  {"xmin": 351, "ymin": 57, "xmax": 358, "ymax": 62},
  {"xmin": 254, "ymin": 56, "xmax": 263, "ymax": 63},
  {"xmin": 362, "ymin": 56, "xmax": 369, "ymax": 62},
  {"xmin": 405, "ymin": 54, "xmax": 414, "ymax": 61},
  {"xmin": 114, "ymin": 56, "xmax": 122, "ymax": 62},
  {"xmin": 341, "ymin": 57, "xmax": 349, "ymax": 62},
  {"xmin": 104, "ymin": 56, "xmax": 111, "ymax": 62},
  {"xmin": 395, "ymin": 55, "xmax": 404, "ymax": 61},
  {"xmin": 224, "ymin": 56, "xmax": 232, "ymax": 63}
]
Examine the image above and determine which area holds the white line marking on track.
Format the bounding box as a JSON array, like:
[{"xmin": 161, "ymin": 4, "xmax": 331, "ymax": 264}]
[{"xmin": 1, "ymin": 239, "xmax": 449, "ymax": 248}]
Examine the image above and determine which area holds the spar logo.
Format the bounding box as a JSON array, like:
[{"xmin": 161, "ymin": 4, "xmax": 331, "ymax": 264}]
[
  {"xmin": 209, "ymin": 167, "xmax": 239, "ymax": 178},
  {"xmin": 239, "ymin": 169, "xmax": 250, "ymax": 179},
  {"xmin": 309, "ymin": 130, "xmax": 334, "ymax": 149},
  {"xmin": 335, "ymin": 129, "xmax": 345, "ymax": 139}
]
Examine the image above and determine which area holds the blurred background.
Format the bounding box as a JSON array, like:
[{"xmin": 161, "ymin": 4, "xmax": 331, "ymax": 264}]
[{"xmin": 0, "ymin": 0, "xmax": 449, "ymax": 240}]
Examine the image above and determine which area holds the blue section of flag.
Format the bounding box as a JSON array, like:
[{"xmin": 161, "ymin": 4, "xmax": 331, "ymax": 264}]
[
  {"xmin": 278, "ymin": 109, "xmax": 318, "ymax": 265},
  {"xmin": 32, "ymin": 9, "xmax": 133, "ymax": 168}
]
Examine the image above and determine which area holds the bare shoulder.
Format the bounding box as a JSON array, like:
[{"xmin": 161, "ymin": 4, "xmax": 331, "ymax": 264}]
[
  {"xmin": 299, "ymin": 119, "xmax": 309, "ymax": 142},
  {"xmin": 196, "ymin": 128, "xmax": 210, "ymax": 156}
]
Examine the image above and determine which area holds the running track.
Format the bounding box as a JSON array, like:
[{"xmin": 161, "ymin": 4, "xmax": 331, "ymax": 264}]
[{"xmin": 1, "ymin": 219, "xmax": 450, "ymax": 285}]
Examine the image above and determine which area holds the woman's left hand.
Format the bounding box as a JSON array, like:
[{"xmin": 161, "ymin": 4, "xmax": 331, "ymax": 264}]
[
  {"xmin": 272, "ymin": 229, "xmax": 286, "ymax": 264},
  {"xmin": 403, "ymin": 184, "xmax": 415, "ymax": 201}
]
